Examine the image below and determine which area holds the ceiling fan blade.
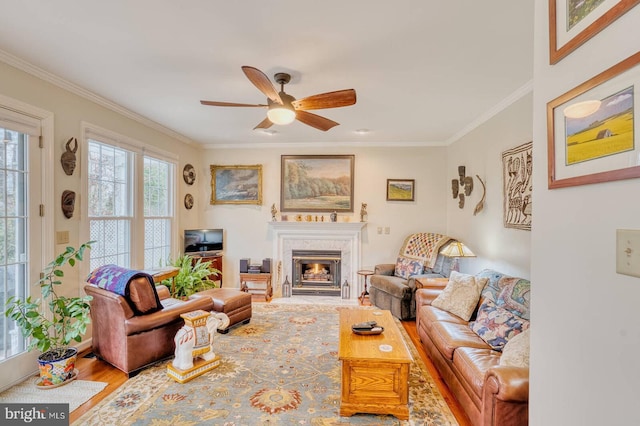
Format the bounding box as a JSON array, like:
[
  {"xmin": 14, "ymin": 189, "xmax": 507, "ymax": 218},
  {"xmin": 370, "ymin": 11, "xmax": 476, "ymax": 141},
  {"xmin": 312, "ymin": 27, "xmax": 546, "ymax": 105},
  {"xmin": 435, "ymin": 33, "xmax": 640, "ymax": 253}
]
[
  {"xmin": 295, "ymin": 110, "xmax": 339, "ymax": 131},
  {"xmin": 241, "ymin": 66, "xmax": 283, "ymax": 104},
  {"xmin": 253, "ymin": 117, "xmax": 274, "ymax": 130},
  {"xmin": 200, "ymin": 100, "xmax": 267, "ymax": 107},
  {"xmin": 291, "ymin": 89, "xmax": 356, "ymax": 111}
]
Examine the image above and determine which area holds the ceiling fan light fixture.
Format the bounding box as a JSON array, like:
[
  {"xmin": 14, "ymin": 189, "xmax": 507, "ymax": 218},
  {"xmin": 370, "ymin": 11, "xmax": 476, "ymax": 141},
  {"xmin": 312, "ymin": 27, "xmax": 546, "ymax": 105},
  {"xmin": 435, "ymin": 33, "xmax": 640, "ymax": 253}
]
[{"xmin": 267, "ymin": 105, "xmax": 296, "ymax": 125}]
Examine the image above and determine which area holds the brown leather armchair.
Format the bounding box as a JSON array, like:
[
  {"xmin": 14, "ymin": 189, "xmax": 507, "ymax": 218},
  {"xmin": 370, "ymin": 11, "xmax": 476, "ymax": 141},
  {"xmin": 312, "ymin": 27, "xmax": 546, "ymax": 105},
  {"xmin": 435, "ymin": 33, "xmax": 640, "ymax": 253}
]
[{"xmin": 84, "ymin": 279, "xmax": 216, "ymax": 375}]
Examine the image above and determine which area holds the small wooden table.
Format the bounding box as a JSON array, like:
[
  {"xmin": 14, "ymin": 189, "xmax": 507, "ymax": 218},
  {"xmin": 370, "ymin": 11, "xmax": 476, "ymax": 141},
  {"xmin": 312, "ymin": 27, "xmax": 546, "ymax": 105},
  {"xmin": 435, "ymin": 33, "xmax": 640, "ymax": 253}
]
[
  {"xmin": 414, "ymin": 277, "xmax": 449, "ymax": 289},
  {"xmin": 338, "ymin": 308, "xmax": 412, "ymax": 420},
  {"xmin": 357, "ymin": 269, "xmax": 374, "ymax": 303},
  {"xmin": 239, "ymin": 273, "xmax": 272, "ymax": 302},
  {"xmin": 143, "ymin": 266, "xmax": 180, "ymax": 295}
]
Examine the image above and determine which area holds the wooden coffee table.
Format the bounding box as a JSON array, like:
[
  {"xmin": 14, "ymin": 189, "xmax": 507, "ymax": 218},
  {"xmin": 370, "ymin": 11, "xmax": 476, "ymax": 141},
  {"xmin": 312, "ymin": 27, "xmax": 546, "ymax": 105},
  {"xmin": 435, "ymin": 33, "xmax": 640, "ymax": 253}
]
[{"xmin": 338, "ymin": 308, "xmax": 412, "ymax": 420}]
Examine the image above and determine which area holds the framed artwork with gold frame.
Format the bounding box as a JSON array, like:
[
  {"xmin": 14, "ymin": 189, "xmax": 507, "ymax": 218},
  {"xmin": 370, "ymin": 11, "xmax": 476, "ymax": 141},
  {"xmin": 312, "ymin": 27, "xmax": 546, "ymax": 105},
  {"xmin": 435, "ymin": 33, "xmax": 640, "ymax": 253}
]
[
  {"xmin": 547, "ymin": 51, "xmax": 640, "ymax": 189},
  {"xmin": 210, "ymin": 164, "xmax": 262, "ymax": 205},
  {"xmin": 548, "ymin": 0, "xmax": 640, "ymax": 64}
]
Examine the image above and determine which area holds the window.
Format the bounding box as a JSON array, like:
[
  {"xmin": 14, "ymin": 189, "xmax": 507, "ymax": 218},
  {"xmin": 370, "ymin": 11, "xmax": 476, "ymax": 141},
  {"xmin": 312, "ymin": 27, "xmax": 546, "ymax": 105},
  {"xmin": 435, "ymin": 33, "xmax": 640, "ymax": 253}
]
[
  {"xmin": 144, "ymin": 157, "xmax": 172, "ymax": 268},
  {"xmin": 87, "ymin": 141, "xmax": 133, "ymax": 271},
  {"xmin": 85, "ymin": 125, "xmax": 175, "ymax": 272}
]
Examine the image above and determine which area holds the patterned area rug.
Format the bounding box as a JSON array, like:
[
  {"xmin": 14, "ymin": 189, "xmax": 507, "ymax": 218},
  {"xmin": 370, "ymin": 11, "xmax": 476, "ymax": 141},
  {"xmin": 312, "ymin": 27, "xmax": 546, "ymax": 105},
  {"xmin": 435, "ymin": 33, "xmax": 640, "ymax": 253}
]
[{"xmin": 73, "ymin": 303, "xmax": 457, "ymax": 425}]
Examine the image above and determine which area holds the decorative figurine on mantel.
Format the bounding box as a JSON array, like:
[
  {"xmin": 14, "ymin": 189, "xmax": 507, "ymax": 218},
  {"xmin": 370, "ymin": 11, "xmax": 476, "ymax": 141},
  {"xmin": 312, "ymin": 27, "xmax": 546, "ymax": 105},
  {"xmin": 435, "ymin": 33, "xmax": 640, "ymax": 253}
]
[
  {"xmin": 360, "ymin": 203, "xmax": 368, "ymax": 222},
  {"xmin": 271, "ymin": 203, "xmax": 278, "ymax": 221},
  {"xmin": 330, "ymin": 211, "xmax": 337, "ymax": 222},
  {"xmin": 167, "ymin": 310, "xmax": 229, "ymax": 383}
]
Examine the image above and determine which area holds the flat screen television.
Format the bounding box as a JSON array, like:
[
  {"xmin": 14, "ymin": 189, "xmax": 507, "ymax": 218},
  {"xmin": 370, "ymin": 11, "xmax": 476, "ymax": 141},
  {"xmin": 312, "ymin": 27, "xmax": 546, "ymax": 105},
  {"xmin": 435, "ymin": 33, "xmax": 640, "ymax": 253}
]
[{"xmin": 184, "ymin": 229, "xmax": 223, "ymax": 254}]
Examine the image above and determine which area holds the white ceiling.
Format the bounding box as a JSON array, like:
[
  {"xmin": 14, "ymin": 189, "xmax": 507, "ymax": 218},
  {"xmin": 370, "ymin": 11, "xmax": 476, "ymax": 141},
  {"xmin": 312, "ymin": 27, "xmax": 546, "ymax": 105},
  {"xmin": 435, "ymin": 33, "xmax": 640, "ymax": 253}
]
[{"xmin": 0, "ymin": 1, "xmax": 533, "ymax": 147}]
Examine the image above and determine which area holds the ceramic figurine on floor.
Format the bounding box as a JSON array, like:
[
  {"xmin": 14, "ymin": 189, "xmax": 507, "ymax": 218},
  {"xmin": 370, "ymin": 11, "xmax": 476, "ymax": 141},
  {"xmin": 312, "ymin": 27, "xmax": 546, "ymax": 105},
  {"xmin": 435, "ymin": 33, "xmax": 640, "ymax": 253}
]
[{"xmin": 172, "ymin": 311, "xmax": 229, "ymax": 370}]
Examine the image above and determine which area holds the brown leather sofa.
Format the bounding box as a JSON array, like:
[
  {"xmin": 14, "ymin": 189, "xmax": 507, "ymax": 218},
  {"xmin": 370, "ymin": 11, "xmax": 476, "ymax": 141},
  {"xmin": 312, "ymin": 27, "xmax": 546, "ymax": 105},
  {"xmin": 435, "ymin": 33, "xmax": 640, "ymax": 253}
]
[
  {"xmin": 415, "ymin": 269, "xmax": 529, "ymax": 426},
  {"xmin": 84, "ymin": 279, "xmax": 251, "ymax": 375}
]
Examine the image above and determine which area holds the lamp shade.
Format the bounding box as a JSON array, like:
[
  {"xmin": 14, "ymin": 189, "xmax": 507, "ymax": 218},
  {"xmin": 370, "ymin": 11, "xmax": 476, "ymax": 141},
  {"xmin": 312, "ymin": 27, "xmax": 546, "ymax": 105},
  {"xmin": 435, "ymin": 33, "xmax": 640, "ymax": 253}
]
[
  {"xmin": 267, "ymin": 106, "xmax": 296, "ymax": 125},
  {"xmin": 440, "ymin": 241, "xmax": 475, "ymax": 258}
]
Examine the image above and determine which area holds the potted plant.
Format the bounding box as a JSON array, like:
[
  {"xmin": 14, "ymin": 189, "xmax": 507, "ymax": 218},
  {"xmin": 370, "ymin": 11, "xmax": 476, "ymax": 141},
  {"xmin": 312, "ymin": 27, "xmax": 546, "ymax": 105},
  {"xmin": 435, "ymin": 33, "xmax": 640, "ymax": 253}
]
[
  {"xmin": 163, "ymin": 254, "xmax": 220, "ymax": 298},
  {"xmin": 4, "ymin": 241, "xmax": 94, "ymax": 387}
]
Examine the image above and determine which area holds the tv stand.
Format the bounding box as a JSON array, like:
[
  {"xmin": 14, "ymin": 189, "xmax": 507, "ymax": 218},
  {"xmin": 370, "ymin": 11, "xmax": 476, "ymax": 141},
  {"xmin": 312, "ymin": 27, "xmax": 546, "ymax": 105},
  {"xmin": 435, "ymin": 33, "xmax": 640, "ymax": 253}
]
[{"xmin": 190, "ymin": 253, "xmax": 223, "ymax": 286}]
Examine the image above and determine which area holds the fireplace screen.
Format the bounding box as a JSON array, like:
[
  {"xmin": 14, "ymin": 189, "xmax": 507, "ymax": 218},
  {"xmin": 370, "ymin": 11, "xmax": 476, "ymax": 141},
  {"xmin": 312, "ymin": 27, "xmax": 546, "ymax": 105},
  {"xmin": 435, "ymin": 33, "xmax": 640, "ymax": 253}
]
[{"xmin": 292, "ymin": 250, "xmax": 341, "ymax": 296}]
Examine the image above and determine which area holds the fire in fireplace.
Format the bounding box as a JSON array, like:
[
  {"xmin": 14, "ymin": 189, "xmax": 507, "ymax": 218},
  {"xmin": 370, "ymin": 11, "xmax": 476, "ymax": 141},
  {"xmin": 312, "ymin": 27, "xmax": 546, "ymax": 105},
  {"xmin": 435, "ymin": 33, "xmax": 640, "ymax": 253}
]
[{"xmin": 292, "ymin": 250, "xmax": 341, "ymax": 296}]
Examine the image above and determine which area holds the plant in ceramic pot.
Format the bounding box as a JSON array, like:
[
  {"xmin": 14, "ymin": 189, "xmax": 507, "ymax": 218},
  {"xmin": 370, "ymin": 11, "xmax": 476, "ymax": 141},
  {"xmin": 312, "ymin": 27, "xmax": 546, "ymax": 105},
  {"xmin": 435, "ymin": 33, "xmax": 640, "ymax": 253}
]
[
  {"xmin": 4, "ymin": 241, "xmax": 94, "ymax": 386},
  {"xmin": 163, "ymin": 254, "xmax": 220, "ymax": 298}
]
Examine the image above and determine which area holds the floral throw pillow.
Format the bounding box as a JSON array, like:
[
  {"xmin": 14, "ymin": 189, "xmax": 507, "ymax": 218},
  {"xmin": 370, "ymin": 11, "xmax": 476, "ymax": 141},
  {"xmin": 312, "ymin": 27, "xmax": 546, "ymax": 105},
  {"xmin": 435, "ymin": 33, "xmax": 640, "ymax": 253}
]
[
  {"xmin": 431, "ymin": 271, "xmax": 488, "ymax": 321},
  {"xmin": 394, "ymin": 256, "xmax": 423, "ymax": 279},
  {"xmin": 470, "ymin": 299, "xmax": 530, "ymax": 351}
]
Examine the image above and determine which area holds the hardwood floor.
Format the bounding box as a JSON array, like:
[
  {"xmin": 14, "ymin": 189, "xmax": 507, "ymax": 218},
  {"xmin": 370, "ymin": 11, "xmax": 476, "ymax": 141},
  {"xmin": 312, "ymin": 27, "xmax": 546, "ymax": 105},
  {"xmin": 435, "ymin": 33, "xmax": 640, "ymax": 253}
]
[{"xmin": 69, "ymin": 296, "xmax": 471, "ymax": 425}]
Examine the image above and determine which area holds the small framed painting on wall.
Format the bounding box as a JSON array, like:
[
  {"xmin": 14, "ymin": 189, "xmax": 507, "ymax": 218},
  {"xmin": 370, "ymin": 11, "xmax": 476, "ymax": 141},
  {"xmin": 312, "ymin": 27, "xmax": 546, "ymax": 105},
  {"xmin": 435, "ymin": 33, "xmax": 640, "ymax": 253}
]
[{"xmin": 386, "ymin": 179, "xmax": 415, "ymax": 201}]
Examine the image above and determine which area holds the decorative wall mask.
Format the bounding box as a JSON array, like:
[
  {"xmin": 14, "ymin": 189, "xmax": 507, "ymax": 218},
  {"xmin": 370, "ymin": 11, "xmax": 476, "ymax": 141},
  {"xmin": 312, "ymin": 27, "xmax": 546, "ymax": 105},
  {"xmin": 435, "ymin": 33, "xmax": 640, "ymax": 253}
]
[
  {"xmin": 451, "ymin": 166, "xmax": 473, "ymax": 209},
  {"xmin": 60, "ymin": 138, "xmax": 78, "ymax": 176},
  {"xmin": 61, "ymin": 190, "xmax": 76, "ymax": 218}
]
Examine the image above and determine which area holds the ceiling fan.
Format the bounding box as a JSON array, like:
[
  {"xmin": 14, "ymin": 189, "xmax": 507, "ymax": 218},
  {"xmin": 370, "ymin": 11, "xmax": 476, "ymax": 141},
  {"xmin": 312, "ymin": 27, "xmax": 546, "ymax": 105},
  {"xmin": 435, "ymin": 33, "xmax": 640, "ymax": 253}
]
[{"xmin": 200, "ymin": 66, "xmax": 356, "ymax": 131}]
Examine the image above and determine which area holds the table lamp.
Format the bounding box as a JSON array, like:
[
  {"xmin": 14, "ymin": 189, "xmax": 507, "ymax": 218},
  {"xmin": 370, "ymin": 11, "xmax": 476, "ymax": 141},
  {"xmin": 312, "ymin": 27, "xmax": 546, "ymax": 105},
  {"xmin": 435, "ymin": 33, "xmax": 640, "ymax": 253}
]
[{"xmin": 440, "ymin": 241, "xmax": 476, "ymax": 272}]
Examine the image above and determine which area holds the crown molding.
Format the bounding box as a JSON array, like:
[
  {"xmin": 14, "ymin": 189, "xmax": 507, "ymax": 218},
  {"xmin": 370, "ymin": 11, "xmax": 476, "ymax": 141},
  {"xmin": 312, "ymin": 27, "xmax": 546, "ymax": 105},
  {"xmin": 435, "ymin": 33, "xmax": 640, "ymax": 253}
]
[
  {"xmin": 203, "ymin": 140, "xmax": 447, "ymax": 150},
  {"xmin": 0, "ymin": 48, "xmax": 197, "ymax": 146},
  {"xmin": 445, "ymin": 79, "xmax": 533, "ymax": 145}
]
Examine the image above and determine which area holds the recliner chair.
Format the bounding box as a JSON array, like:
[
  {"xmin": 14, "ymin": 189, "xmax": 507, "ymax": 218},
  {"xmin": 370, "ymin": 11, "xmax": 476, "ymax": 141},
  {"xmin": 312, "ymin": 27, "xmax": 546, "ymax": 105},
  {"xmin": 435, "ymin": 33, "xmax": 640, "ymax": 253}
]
[{"xmin": 368, "ymin": 233, "xmax": 454, "ymax": 320}]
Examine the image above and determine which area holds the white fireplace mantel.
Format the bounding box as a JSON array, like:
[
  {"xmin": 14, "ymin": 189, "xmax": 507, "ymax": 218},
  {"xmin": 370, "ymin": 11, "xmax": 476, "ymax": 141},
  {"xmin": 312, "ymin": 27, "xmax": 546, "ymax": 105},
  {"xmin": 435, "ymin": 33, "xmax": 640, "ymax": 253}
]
[{"xmin": 268, "ymin": 221, "xmax": 366, "ymax": 299}]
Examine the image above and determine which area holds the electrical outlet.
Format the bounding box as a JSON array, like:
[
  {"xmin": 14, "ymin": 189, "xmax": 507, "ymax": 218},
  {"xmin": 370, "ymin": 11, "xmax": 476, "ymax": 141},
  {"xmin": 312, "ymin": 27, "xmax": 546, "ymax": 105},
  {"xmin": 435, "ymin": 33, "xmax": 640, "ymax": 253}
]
[
  {"xmin": 384, "ymin": 227, "xmax": 390, "ymax": 234},
  {"xmin": 616, "ymin": 229, "xmax": 640, "ymax": 278},
  {"xmin": 56, "ymin": 231, "xmax": 69, "ymax": 245}
]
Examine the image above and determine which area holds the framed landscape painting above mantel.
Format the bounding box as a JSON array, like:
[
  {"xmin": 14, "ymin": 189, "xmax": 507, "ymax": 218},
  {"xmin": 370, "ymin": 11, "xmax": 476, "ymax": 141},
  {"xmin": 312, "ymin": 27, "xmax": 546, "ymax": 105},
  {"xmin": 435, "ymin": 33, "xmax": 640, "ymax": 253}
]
[{"xmin": 281, "ymin": 155, "xmax": 354, "ymax": 212}]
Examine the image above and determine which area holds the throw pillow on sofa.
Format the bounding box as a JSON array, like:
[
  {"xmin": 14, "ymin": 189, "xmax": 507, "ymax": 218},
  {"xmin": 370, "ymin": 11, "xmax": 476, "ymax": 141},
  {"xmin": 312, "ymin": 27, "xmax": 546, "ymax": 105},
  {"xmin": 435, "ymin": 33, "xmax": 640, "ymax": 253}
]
[
  {"xmin": 500, "ymin": 329, "xmax": 530, "ymax": 368},
  {"xmin": 431, "ymin": 271, "xmax": 488, "ymax": 321},
  {"xmin": 394, "ymin": 255, "xmax": 423, "ymax": 279},
  {"xmin": 496, "ymin": 277, "xmax": 531, "ymax": 320},
  {"xmin": 470, "ymin": 299, "xmax": 530, "ymax": 351}
]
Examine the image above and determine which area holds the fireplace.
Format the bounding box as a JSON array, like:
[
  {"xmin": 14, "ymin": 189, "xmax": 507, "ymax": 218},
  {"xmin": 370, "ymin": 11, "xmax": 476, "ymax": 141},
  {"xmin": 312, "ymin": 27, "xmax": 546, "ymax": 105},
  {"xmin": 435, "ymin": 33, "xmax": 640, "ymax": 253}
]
[
  {"xmin": 268, "ymin": 221, "xmax": 366, "ymax": 300},
  {"xmin": 292, "ymin": 250, "xmax": 341, "ymax": 296}
]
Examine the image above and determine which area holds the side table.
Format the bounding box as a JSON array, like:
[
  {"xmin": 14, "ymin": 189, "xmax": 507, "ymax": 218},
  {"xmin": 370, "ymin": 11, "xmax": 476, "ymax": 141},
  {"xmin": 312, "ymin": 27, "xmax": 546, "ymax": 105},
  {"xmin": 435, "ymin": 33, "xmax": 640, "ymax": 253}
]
[
  {"xmin": 142, "ymin": 266, "xmax": 180, "ymax": 295},
  {"xmin": 239, "ymin": 273, "xmax": 272, "ymax": 302},
  {"xmin": 357, "ymin": 269, "xmax": 374, "ymax": 303}
]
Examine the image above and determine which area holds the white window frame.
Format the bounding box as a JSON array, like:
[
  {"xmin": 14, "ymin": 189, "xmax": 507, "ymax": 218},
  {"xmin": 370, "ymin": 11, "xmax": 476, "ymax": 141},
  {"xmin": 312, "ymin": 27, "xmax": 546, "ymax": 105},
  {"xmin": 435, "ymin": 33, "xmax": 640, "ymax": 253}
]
[{"xmin": 80, "ymin": 123, "xmax": 178, "ymax": 277}]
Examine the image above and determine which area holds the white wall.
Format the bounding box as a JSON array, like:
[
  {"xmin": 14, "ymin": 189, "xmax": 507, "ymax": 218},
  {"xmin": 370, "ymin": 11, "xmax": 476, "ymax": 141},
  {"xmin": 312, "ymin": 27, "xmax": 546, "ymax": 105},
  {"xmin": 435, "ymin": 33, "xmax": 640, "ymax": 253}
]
[
  {"xmin": 446, "ymin": 93, "xmax": 533, "ymax": 279},
  {"xmin": 200, "ymin": 145, "xmax": 448, "ymax": 289},
  {"xmin": 531, "ymin": 4, "xmax": 640, "ymax": 426}
]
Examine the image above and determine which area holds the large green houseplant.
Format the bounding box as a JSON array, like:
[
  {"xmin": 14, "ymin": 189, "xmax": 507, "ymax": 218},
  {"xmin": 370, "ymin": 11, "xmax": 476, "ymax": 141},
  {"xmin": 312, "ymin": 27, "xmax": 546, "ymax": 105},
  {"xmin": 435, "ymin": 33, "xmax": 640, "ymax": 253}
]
[
  {"xmin": 163, "ymin": 254, "xmax": 220, "ymax": 298},
  {"xmin": 4, "ymin": 241, "xmax": 94, "ymax": 386}
]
